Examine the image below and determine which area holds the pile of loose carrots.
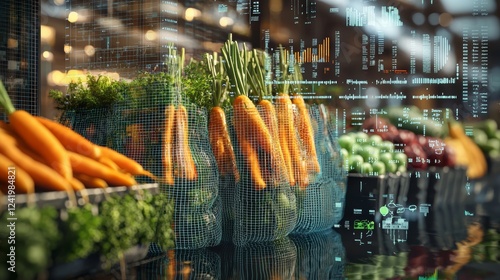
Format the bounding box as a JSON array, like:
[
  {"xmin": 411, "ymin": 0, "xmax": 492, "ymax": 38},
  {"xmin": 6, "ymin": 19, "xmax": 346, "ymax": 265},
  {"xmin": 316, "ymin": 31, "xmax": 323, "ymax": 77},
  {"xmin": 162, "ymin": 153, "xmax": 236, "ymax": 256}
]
[{"xmin": 0, "ymin": 80, "xmax": 155, "ymax": 199}]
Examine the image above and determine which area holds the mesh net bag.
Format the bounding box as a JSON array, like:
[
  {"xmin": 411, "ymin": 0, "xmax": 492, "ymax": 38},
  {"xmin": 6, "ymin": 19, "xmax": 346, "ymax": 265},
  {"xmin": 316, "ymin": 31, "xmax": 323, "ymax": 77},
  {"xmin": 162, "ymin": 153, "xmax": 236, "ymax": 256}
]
[
  {"xmin": 228, "ymin": 96, "xmax": 298, "ymax": 246},
  {"xmin": 291, "ymin": 103, "xmax": 347, "ymax": 233},
  {"xmin": 58, "ymin": 106, "xmax": 123, "ymax": 147},
  {"xmin": 234, "ymin": 236, "xmax": 297, "ymax": 279},
  {"xmin": 290, "ymin": 229, "xmax": 346, "ymax": 279},
  {"xmin": 162, "ymin": 102, "xmax": 222, "ymax": 249}
]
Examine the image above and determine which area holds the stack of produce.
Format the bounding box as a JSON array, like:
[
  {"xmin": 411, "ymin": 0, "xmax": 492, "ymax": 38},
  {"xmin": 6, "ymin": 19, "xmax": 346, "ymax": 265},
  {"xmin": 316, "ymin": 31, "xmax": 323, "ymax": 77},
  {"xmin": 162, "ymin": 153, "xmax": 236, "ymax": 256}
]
[
  {"xmin": 0, "ymin": 80, "xmax": 154, "ymax": 197},
  {"xmin": 338, "ymin": 131, "xmax": 407, "ymax": 175},
  {"xmin": 0, "ymin": 189, "xmax": 175, "ymax": 280},
  {"xmin": 468, "ymin": 119, "xmax": 500, "ymax": 159}
]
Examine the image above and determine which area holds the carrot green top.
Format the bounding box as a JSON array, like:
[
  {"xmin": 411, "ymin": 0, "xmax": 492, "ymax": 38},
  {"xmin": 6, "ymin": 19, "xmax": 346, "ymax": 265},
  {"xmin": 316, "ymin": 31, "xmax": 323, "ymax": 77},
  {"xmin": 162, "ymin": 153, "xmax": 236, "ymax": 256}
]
[
  {"xmin": 221, "ymin": 33, "xmax": 249, "ymax": 99},
  {"xmin": 205, "ymin": 52, "xmax": 230, "ymax": 108},
  {"xmin": 247, "ymin": 49, "xmax": 273, "ymax": 102},
  {"xmin": 0, "ymin": 80, "xmax": 16, "ymax": 115}
]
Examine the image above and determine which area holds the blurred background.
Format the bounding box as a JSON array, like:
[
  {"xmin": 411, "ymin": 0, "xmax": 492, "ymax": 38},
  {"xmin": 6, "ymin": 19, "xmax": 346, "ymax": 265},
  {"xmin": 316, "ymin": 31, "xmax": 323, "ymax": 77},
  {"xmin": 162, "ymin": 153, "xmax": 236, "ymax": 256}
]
[{"xmin": 1, "ymin": 0, "xmax": 499, "ymax": 123}]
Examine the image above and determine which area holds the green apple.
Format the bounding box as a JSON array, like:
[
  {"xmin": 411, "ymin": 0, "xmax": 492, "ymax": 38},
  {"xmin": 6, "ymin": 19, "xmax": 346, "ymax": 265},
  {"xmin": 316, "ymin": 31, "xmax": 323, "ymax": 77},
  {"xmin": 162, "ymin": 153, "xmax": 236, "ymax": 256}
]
[
  {"xmin": 472, "ymin": 128, "xmax": 489, "ymax": 145},
  {"xmin": 348, "ymin": 154, "xmax": 364, "ymax": 173},
  {"xmin": 372, "ymin": 161, "xmax": 386, "ymax": 175},
  {"xmin": 351, "ymin": 143, "xmax": 364, "ymax": 155},
  {"xmin": 360, "ymin": 162, "xmax": 373, "ymax": 175},
  {"xmin": 393, "ymin": 152, "xmax": 408, "ymax": 168},
  {"xmin": 368, "ymin": 134, "xmax": 383, "ymax": 147},
  {"xmin": 338, "ymin": 134, "xmax": 355, "ymax": 151},
  {"xmin": 379, "ymin": 140, "xmax": 395, "ymax": 154},
  {"xmin": 340, "ymin": 148, "xmax": 349, "ymax": 160},
  {"xmin": 379, "ymin": 152, "xmax": 393, "ymax": 166},
  {"xmin": 358, "ymin": 145, "xmax": 380, "ymax": 164},
  {"xmin": 354, "ymin": 132, "xmax": 369, "ymax": 145},
  {"xmin": 386, "ymin": 162, "xmax": 398, "ymax": 173},
  {"xmin": 397, "ymin": 165, "xmax": 407, "ymax": 173}
]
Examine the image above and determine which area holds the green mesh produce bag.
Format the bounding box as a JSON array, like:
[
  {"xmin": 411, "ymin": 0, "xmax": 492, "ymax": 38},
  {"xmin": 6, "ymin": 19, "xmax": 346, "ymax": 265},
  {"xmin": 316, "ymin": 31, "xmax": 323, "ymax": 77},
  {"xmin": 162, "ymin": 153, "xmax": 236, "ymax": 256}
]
[
  {"xmin": 291, "ymin": 104, "xmax": 347, "ymax": 234},
  {"xmin": 234, "ymin": 237, "xmax": 297, "ymax": 279},
  {"xmin": 228, "ymin": 100, "xmax": 298, "ymax": 246},
  {"xmin": 290, "ymin": 229, "xmax": 346, "ymax": 279},
  {"xmin": 58, "ymin": 106, "xmax": 125, "ymax": 147}
]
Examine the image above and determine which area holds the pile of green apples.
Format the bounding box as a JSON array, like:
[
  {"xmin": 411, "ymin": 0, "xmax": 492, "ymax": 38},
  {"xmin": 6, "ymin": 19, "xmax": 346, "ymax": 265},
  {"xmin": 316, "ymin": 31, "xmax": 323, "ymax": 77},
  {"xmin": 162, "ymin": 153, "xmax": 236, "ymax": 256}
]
[{"xmin": 339, "ymin": 131, "xmax": 408, "ymax": 175}]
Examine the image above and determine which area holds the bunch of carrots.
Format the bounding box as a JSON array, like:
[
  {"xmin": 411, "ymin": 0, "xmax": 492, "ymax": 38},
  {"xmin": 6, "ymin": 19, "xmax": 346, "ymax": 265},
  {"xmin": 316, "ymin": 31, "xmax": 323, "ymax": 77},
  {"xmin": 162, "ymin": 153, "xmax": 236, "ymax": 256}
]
[
  {"xmin": 220, "ymin": 35, "xmax": 320, "ymax": 191},
  {"xmin": 162, "ymin": 46, "xmax": 198, "ymax": 185},
  {"xmin": 0, "ymin": 80, "xmax": 155, "ymax": 201}
]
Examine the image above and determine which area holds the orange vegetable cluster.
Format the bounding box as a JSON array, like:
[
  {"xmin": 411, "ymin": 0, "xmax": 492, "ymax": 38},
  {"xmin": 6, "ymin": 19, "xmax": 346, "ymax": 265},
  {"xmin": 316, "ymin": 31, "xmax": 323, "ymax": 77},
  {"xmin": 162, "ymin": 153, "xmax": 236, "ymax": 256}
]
[{"xmin": 0, "ymin": 111, "xmax": 155, "ymax": 197}]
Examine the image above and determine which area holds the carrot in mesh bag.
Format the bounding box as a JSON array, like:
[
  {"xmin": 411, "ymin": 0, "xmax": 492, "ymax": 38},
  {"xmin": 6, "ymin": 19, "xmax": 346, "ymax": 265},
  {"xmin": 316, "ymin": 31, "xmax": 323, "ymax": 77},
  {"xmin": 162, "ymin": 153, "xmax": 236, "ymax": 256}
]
[
  {"xmin": 247, "ymin": 49, "xmax": 290, "ymax": 185},
  {"xmin": 274, "ymin": 47, "xmax": 309, "ymax": 190},
  {"xmin": 290, "ymin": 64, "xmax": 320, "ymax": 174},
  {"xmin": 222, "ymin": 35, "xmax": 277, "ymax": 190},
  {"xmin": 172, "ymin": 104, "xmax": 198, "ymax": 181},
  {"xmin": 206, "ymin": 52, "xmax": 240, "ymax": 182}
]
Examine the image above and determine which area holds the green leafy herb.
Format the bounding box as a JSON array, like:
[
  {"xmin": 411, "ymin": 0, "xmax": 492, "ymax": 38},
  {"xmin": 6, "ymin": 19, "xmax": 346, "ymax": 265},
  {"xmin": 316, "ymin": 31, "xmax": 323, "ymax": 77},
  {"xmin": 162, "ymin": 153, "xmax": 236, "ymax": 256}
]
[
  {"xmin": 54, "ymin": 204, "xmax": 103, "ymax": 263},
  {"xmin": 0, "ymin": 206, "xmax": 60, "ymax": 280},
  {"xmin": 49, "ymin": 74, "xmax": 131, "ymax": 110}
]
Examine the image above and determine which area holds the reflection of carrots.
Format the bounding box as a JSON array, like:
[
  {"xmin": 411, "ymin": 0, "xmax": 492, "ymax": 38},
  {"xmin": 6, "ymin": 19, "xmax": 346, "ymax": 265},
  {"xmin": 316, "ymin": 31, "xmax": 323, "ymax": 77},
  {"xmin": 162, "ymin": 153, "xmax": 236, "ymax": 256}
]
[
  {"xmin": 276, "ymin": 93, "xmax": 308, "ymax": 189},
  {"xmin": 292, "ymin": 95, "xmax": 320, "ymax": 174},
  {"xmin": 162, "ymin": 105, "xmax": 176, "ymax": 185},
  {"xmin": 172, "ymin": 105, "xmax": 198, "ymax": 181},
  {"xmin": 0, "ymin": 153, "xmax": 34, "ymax": 194},
  {"xmin": 209, "ymin": 106, "xmax": 239, "ymax": 181},
  {"xmin": 35, "ymin": 116, "xmax": 101, "ymax": 160}
]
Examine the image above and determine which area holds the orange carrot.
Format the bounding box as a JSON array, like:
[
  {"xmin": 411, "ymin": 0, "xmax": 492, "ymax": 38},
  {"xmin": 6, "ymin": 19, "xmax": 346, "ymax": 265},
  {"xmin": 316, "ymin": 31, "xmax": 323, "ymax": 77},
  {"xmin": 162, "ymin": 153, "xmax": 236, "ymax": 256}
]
[
  {"xmin": 233, "ymin": 95, "xmax": 273, "ymax": 154},
  {"xmin": 0, "ymin": 133, "xmax": 73, "ymax": 192},
  {"xmin": 99, "ymin": 156, "xmax": 120, "ymax": 171},
  {"xmin": 258, "ymin": 99, "xmax": 290, "ymax": 184},
  {"xmin": 69, "ymin": 177, "xmax": 85, "ymax": 191},
  {"xmin": 172, "ymin": 105, "xmax": 198, "ymax": 181},
  {"xmin": 292, "ymin": 95, "xmax": 320, "ymax": 174},
  {"xmin": 7, "ymin": 110, "xmax": 73, "ymax": 181},
  {"xmin": 35, "ymin": 116, "xmax": 101, "ymax": 160},
  {"xmin": 74, "ymin": 173, "xmax": 108, "ymax": 188},
  {"xmin": 209, "ymin": 106, "xmax": 239, "ymax": 181},
  {"xmin": 99, "ymin": 146, "xmax": 156, "ymax": 179},
  {"xmin": 240, "ymin": 138, "xmax": 266, "ymax": 189},
  {"xmin": 0, "ymin": 153, "xmax": 34, "ymax": 194},
  {"xmin": 68, "ymin": 151, "xmax": 137, "ymax": 187},
  {"xmin": 276, "ymin": 93, "xmax": 308, "ymax": 189},
  {"xmin": 162, "ymin": 105, "xmax": 176, "ymax": 185}
]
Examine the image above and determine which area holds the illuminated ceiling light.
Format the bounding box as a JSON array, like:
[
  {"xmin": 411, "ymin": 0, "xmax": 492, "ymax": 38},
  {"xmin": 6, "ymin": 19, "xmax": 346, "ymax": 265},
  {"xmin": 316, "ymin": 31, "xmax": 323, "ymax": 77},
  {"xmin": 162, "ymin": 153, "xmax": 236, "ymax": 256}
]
[
  {"xmin": 41, "ymin": 25, "xmax": 56, "ymax": 45},
  {"xmin": 68, "ymin": 11, "xmax": 79, "ymax": 23},
  {"xmin": 42, "ymin": 51, "xmax": 54, "ymax": 62},
  {"xmin": 145, "ymin": 30, "xmax": 157, "ymax": 41},
  {"xmin": 439, "ymin": 13, "xmax": 453, "ymax": 27},
  {"xmin": 53, "ymin": 0, "xmax": 64, "ymax": 5},
  {"xmin": 84, "ymin": 45, "xmax": 95, "ymax": 56},
  {"xmin": 219, "ymin": 16, "xmax": 234, "ymax": 28},
  {"xmin": 64, "ymin": 44, "xmax": 72, "ymax": 54},
  {"xmin": 185, "ymin": 7, "xmax": 201, "ymax": 22},
  {"xmin": 47, "ymin": 70, "xmax": 65, "ymax": 87}
]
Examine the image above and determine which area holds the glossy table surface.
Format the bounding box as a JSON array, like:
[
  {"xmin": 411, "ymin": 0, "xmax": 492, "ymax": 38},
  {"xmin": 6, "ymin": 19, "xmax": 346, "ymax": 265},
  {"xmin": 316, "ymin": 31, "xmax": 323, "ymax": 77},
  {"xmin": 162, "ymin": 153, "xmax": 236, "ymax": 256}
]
[{"xmin": 76, "ymin": 181, "xmax": 500, "ymax": 280}]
